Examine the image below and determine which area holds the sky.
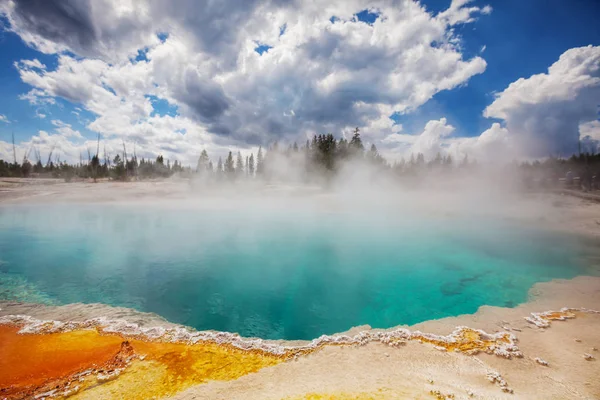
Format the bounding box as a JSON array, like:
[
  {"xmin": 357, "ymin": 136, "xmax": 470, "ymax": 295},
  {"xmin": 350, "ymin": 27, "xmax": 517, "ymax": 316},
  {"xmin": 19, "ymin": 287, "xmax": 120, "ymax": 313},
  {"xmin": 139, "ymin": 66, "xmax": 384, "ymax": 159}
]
[{"xmin": 0, "ymin": 0, "xmax": 599, "ymax": 166}]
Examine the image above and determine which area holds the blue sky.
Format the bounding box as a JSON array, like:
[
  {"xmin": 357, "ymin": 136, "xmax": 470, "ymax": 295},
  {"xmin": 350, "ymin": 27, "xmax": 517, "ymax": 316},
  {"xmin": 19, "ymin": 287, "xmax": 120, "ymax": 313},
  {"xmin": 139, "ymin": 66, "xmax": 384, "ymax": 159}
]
[
  {"xmin": 393, "ymin": 0, "xmax": 600, "ymax": 137},
  {"xmin": 0, "ymin": 0, "xmax": 599, "ymax": 164}
]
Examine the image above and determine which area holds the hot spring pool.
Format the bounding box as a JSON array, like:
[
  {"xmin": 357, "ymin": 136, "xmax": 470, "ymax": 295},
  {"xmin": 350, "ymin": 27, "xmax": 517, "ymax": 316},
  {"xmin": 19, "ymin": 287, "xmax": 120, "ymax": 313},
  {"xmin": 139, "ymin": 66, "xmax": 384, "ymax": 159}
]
[{"xmin": 0, "ymin": 204, "xmax": 590, "ymax": 340}]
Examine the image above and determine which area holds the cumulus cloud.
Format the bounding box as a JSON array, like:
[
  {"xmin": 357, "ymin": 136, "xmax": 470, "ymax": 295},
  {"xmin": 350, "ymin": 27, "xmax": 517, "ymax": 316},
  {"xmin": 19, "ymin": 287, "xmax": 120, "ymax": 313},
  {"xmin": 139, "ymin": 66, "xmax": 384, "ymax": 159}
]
[
  {"xmin": 0, "ymin": 114, "xmax": 10, "ymax": 123},
  {"xmin": 51, "ymin": 120, "xmax": 83, "ymax": 138},
  {"xmin": 579, "ymin": 120, "xmax": 600, "ymax": 154},
  {"xmin": 484, "ymin": 45, "xmax": 600, "ymax": 157},
  {"xmin": 448, "ymin": 123, "xmax": 512, "ymax": 163},
  {"xmin": 2, "ymin": 0, "xmax": 492, "ymax": 164},
  {"xmin": 376, "ymin": 45, "xmax": 600, "ymax": 163},
  {"xmin": 380, "ymin": 118, "xmax": 455, "ymax": 159},
  {"xmin": 580, "ymin": 120, "xmax": 600, "ymax": 141},
  {"xmin": 2, "ymin": 0, "xmax": 159, "ymax": 61}
]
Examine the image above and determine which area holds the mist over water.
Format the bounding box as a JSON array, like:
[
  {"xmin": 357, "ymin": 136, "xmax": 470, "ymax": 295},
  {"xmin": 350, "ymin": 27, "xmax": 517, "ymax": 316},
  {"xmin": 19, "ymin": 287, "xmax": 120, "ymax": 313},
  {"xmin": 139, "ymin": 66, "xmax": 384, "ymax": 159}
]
[{"xmin": 0, "ymin": 188, "xmax": 590, "ymax": 340}]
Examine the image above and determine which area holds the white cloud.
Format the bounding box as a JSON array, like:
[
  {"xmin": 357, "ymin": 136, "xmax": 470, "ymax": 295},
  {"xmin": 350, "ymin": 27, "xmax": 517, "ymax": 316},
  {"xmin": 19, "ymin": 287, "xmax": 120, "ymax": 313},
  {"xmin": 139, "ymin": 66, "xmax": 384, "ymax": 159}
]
[
  {"xmin": 18, "ymin": 58, "xmax": 46, "ymax": 70},
  {"xmin": 19, "ymin": 88, "xmax": 56, "ymax": 105},
  {"xmin": 3, "ymin": 0, "xmax": 492, "ymax": 165},
  {"xmin": 448, "ymin": 122, "xmax": 512, "ymax": 163},
  {"xmin": 580, "ymin": 120, "xmax": 600, "ymax": 141},
  {"xmin": 380, "ymin": 117, "xmax": 454, "ymax": 160},
  {"xmin": 0, "ymin": 114, "xmax": 10, "ymax": 123},
  {"xmin": 51, "ymin": 120, "xmax": 83, "ymax": 138},
  {"xmin": 580, "ymin": 120, "xmax": 600, "ymax": 153},
  {"xmin": 484, "ymin": 45, "xmax": 600, "ymax": 157},
  {"xmin": 375, "ymin": 46, "xmax": 600, "ymax": 163}
]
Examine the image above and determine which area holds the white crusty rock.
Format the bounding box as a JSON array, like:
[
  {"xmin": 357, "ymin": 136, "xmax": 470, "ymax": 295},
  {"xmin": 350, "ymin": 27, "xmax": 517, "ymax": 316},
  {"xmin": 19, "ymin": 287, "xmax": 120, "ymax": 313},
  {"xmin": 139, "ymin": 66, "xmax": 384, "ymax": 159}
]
[
  {"xmin": 534, "ymin": 357, "xmax": 549, "ymax": 366},
  {"xmin": 487, "ymin": 372, "xmax": 514, "ymax": 394},
  {"xmin": 0, "ymin": 315, "xmax": 523, "ymax": 360}
]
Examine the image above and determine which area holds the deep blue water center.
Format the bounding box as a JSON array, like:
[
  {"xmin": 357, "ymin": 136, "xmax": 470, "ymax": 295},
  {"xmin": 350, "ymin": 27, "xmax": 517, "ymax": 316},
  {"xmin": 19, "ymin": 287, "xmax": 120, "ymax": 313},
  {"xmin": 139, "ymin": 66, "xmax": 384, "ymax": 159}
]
[{"xmin": 0, "ymin": 204, "xmax": 589, "ymax": 340}]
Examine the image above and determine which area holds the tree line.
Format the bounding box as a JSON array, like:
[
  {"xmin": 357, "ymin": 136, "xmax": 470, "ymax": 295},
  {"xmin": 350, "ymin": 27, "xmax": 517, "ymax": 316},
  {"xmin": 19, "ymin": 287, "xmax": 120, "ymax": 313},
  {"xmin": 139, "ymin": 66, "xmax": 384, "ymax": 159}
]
[{"xmin": 2, "ymin": 128, "xmax": 600, "ymax": 189}]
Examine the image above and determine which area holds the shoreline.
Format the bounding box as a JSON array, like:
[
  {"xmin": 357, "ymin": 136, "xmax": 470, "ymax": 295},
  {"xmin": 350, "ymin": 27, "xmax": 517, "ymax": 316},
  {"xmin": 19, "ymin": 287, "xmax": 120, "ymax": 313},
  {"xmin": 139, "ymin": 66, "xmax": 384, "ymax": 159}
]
[
  {"xmin": 1, "ymin": 276, "xmax": 600, "ymax": 399},
  {"xmin": 1, "ymin": 181, "xmax": 599, "ymax": 398}
]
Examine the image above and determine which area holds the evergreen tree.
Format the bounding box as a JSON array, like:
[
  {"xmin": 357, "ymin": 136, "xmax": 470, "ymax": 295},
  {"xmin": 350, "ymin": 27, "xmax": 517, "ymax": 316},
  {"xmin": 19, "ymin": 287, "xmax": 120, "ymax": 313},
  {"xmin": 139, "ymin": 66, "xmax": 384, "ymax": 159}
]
[
  {"xmin": 225, "ymin": 151, "xmax": 235, "ymax": 178},
  {"xmin": 217, "ymin": 157, "xmax": 223, "ymax": 177},
  {"xmin": 349, "ymin": 127, "xmax": 364, "ymax": 153},
  {"xmin": 444, "ymin": 154, "xmax": 453, "ymax": 167},
  {"xmin": 236, "ymin": 151, "xmax": 244, "ymax": 177},
  {"xmin": 461, "ymin": 154, "xmax": 469, "ymax": 167},
  {"xmin": 337, "ymin": 137, "xmax": 349, "ymax": 160},
  {"xmin": 256, "ymin": 147, "xmax": 264, "ymax": 176},
  {"xmin": 197, "ymin": 150, "xmax": 210, "ymax": 172},
  {"xmin": 248, "ymin": 153, "xmax": 255, "ymax": 176},
  {"xmin": 368, "ymin": 144, "xmax": 383, "ymax": 165}
]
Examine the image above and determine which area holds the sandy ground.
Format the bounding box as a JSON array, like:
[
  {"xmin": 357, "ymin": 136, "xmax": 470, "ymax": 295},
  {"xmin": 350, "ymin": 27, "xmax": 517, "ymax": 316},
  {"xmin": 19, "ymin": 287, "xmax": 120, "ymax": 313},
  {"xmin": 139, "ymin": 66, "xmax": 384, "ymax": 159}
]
[
  {"xmin": 1, "ymin": 179, "xmax": 600, "ymax": 399},
  {"xmin": 170, "ymin": 276, "xmax": 600, "ymax": 400}
]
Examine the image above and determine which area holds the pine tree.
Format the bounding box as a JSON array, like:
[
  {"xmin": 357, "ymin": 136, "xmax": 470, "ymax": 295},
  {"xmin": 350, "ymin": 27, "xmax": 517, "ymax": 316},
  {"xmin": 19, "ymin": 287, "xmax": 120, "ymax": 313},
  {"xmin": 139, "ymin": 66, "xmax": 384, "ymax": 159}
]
[
  {"xmin": 236, "ymin": 151, "xmax": 244, "ymax": 177},
  {"xmin": 461, "ymin": 154, "xmax": 469, "ymax": 167},
  {"xmin": 225, "ymin": 151, "xmax": 235, "ymax": 178},
  {"xmin": 368, "ymin": 144, "xmax": 382, "ymax": 164},
  {"xmin": 256, "ymin": 147, "xmax": 264, "ymax": 176},
  {"xmin": 248, "ymin": 153, "xmax": 255, "ymax": 177},
  {"xmin": 444, "ymin": 154, "xmax": 453, "ymax": 167},
  {"xmin": 216, "ymin": 157, "xmax": 223, "ymax": 178},
  {"xmin": 349, "ymin": 127, "xmax": 364, "ymax": 154},
  {"xmin": 197, "ymin": 150, "xmax": 210, "ymax": 172}
]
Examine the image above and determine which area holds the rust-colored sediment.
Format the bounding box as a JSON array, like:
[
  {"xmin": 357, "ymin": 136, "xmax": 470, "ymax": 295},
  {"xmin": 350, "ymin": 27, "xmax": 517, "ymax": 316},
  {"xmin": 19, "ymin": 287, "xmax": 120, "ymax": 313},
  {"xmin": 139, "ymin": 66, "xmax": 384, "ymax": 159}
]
[
  {"xmin": 0, "ymin": 310, "xmax": 582, "ymax": 399},
  {"xmin": 540, "ymin": 310, "xmax": 577, "ymax": 322},
  {"xmin": 414, "ymin": 328, "xmax": 512, "ymax": 355},
  {"xmin": 0, "ymin": 325, "xmax": 126, "ymax": 398},
  {"xmin": 0, "ymin": 325, "xmax": 283, "ymax": 399},
  {"xmin": 0, "ymin": 325, "xmax": 514, "ymax": 400}
]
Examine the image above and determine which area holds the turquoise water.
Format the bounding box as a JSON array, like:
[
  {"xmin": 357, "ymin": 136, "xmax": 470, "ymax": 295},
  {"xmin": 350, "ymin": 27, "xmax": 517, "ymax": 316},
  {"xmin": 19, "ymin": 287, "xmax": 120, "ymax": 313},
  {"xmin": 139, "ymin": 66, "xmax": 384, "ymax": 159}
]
[{"xmin": 0, "ymin": 204, "xmax": 590, "ymax": 340}]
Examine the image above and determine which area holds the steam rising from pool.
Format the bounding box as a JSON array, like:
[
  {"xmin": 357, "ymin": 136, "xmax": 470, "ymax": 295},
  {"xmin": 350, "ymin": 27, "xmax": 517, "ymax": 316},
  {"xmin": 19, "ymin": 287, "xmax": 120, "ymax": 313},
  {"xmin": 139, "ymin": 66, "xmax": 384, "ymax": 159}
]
[{"xmin": 0, "ymin": 190, "xmax": 589, "ymax": 340}]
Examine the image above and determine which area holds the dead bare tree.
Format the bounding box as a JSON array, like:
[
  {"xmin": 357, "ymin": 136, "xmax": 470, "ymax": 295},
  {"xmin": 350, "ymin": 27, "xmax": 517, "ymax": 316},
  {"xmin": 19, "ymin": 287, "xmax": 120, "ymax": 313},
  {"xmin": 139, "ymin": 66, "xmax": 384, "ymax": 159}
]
[
  {"xmin": 93, "ymin": 133, "xmax": 100, "ymax": 182},
  {"xmin": 122, "ymin": 140, "xmax": 129, "ymax": 181},
  {"xmin": 23, "ymin": 145, "xmax": 32, "ymax": 165},
  {"xmin": 133, "ymin": 141, "xmax": 137, "ymax": 179},
  {"xmin": 104, "ymin": 145, "xmax": 110, "ymax": 167},
  {"xmin": 46, "ymin": 146, "xmax": 56, "ymax": 168},
  {"xmin": 12, "ymin": 131, "xmax": 17, "ymax": 165}
]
